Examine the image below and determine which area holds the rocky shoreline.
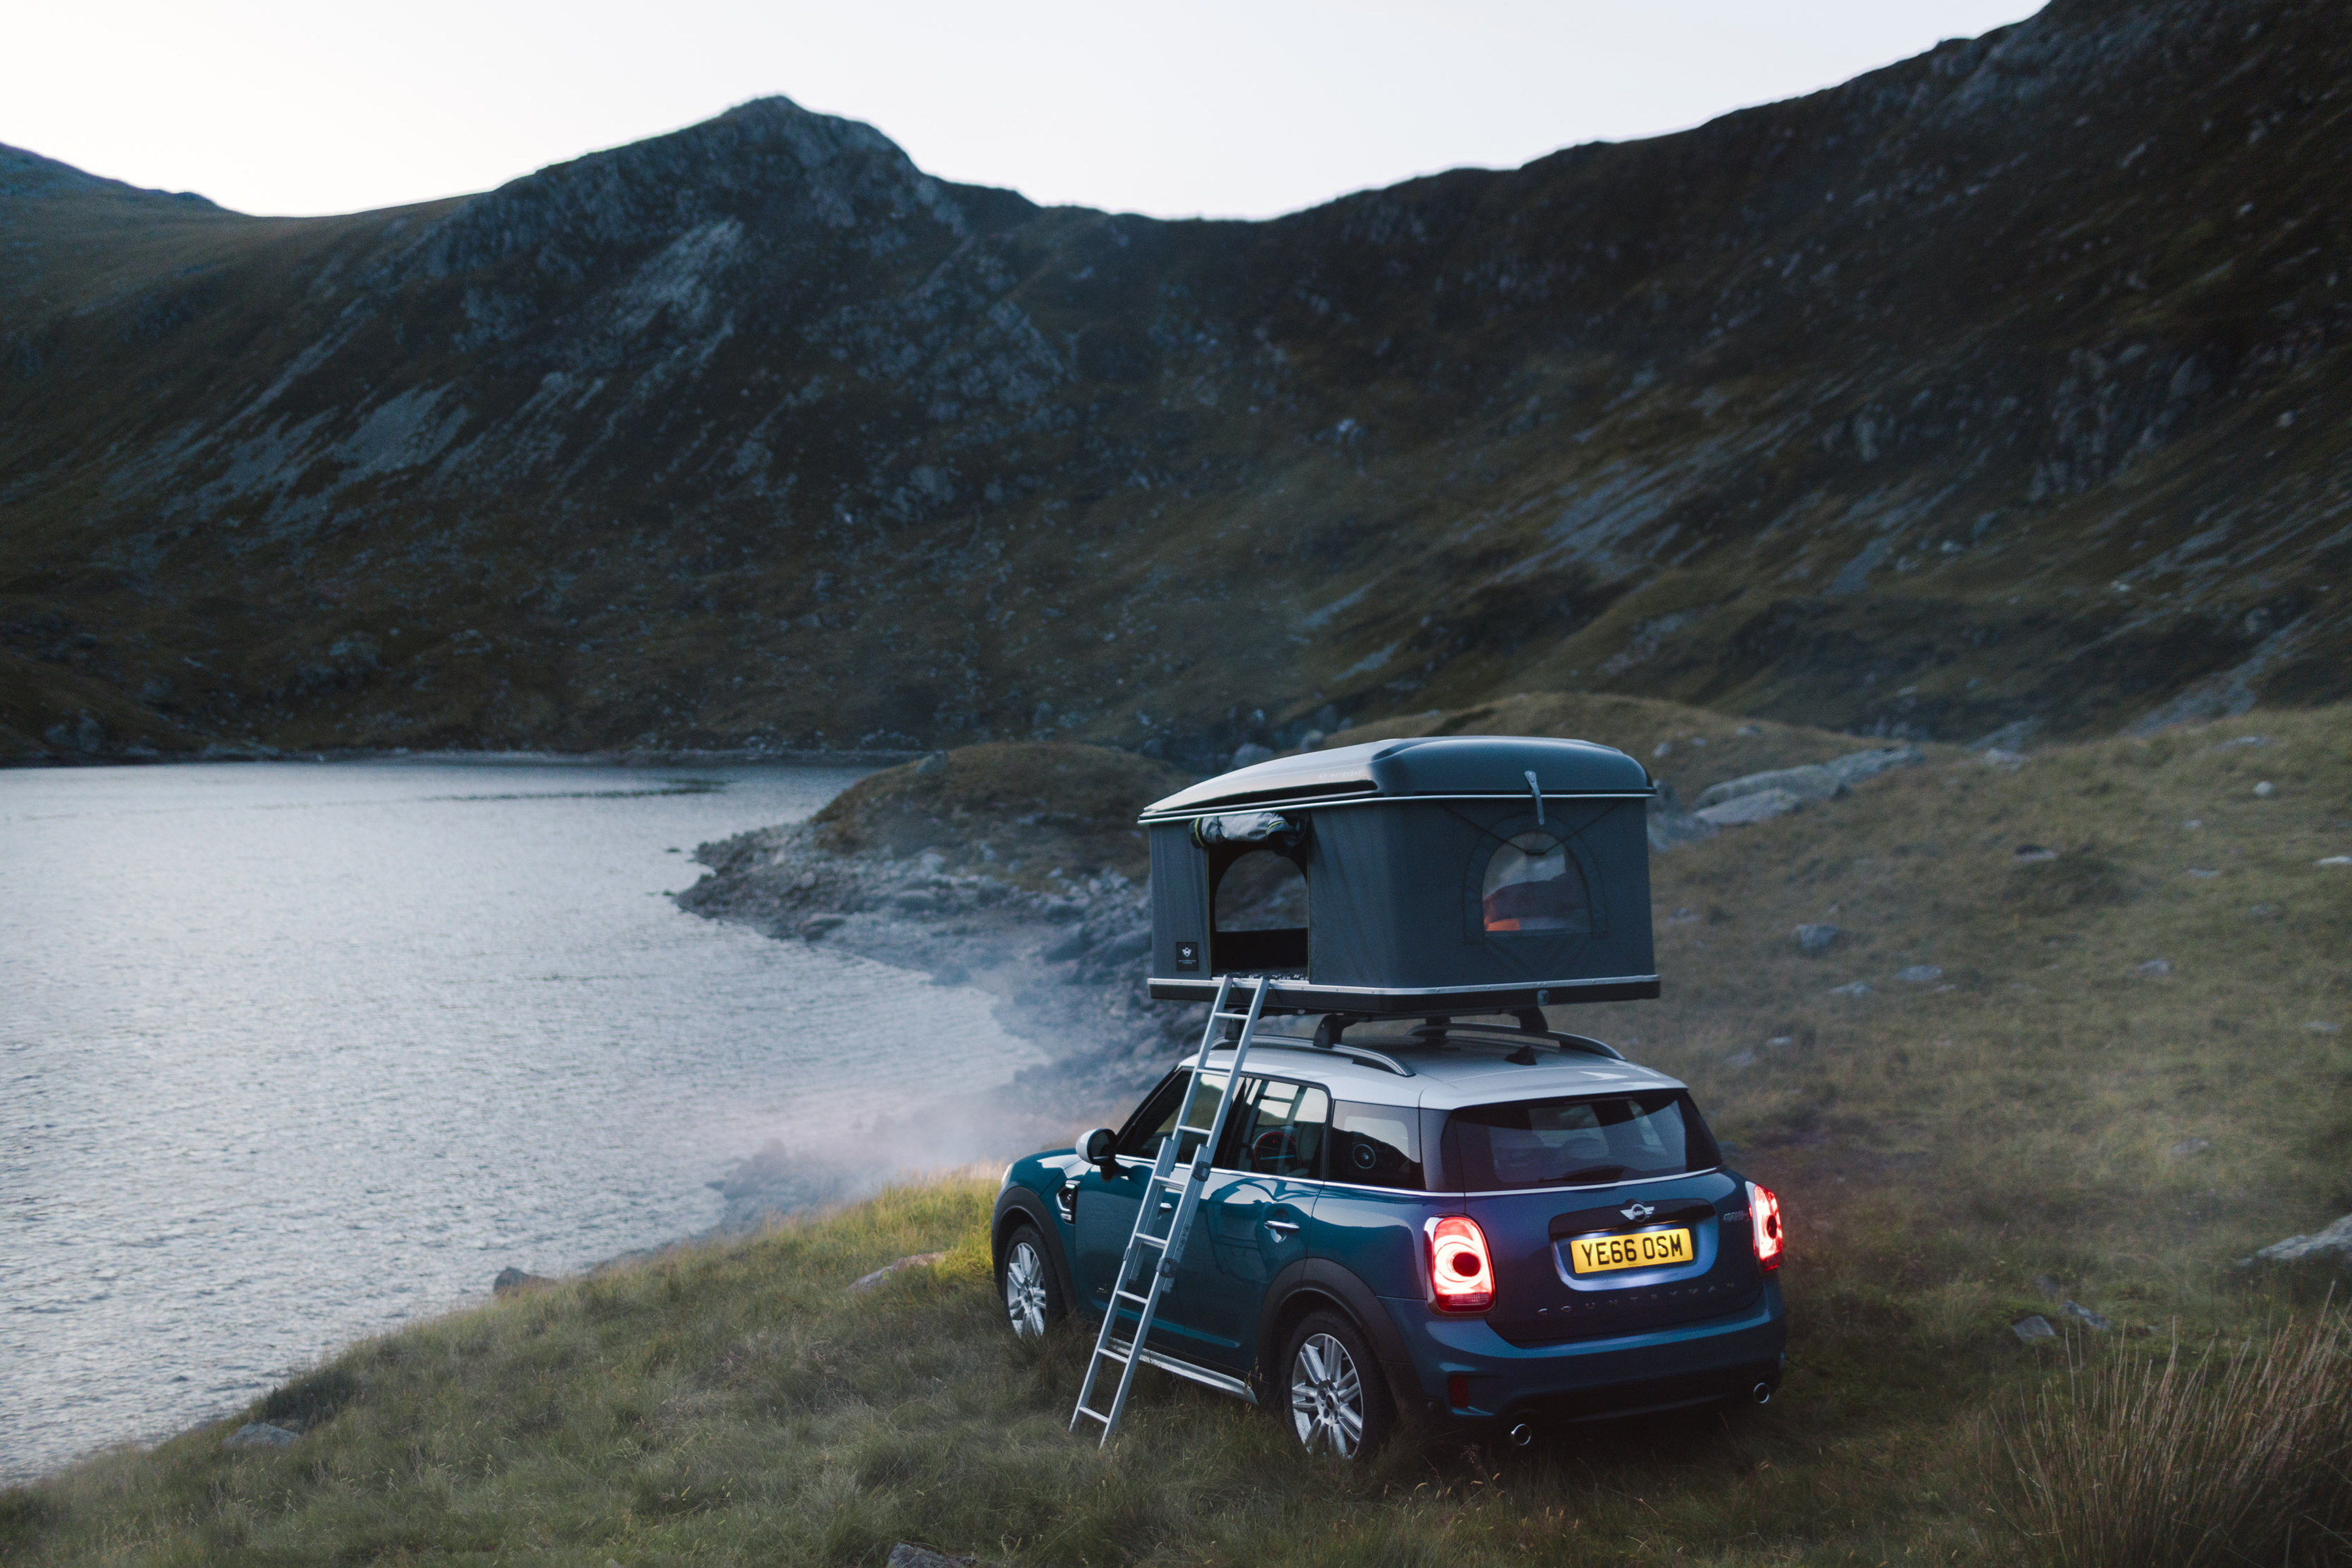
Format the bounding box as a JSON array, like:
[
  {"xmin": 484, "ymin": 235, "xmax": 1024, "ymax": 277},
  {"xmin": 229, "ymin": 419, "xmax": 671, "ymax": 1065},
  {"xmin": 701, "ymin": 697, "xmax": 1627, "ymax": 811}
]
[{"xmin": 677, "ymin": 816, "xmax": 1200, "ymax": 1156}]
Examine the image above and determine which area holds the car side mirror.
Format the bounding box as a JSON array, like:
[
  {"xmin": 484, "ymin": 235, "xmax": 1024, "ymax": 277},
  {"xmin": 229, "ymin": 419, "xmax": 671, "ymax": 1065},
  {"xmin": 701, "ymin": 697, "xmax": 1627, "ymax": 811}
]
[{"xmin": 1080, "ymin": 1127, "xmax": 1119, "ymax": 1175}]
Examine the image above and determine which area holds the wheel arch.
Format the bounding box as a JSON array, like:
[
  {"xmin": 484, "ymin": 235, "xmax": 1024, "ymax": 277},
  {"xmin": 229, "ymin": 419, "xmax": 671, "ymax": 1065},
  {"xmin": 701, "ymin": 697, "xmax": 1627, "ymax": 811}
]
[
  {"xmin": 991, "ymin": 1184, "xmax": 1078, "ymax": 1309},
  {"xmin": 1256, "ymin": 1258, "xmax": 1418, "ymax": 1398}
]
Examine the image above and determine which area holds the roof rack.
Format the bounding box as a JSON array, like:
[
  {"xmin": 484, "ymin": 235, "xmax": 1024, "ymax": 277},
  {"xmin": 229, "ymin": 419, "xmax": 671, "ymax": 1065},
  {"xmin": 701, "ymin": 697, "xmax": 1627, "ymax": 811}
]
[
  {"xmin": 1303, "ymin": 1007, "xmax": 1625, "ymax": 1065},
  {"xmin": 1405, "ymin": 1021, "xmax": 1625, "ymax": 1064}
]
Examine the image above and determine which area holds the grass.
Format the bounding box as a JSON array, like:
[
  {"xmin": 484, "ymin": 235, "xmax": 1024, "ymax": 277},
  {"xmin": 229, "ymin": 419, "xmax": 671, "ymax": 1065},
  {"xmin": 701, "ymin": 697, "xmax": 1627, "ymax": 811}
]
[
  {"xmin": 0, "ymin": 1177, "xmax": 2001, "ymax": 1567},
  {"xmin": 1989, "ymin": 1313, "xmax": 2352, "ymax": 1568},
  {"xmin": 7, "ymin": 700, "xmax": 2349, "ymax": 1564}
]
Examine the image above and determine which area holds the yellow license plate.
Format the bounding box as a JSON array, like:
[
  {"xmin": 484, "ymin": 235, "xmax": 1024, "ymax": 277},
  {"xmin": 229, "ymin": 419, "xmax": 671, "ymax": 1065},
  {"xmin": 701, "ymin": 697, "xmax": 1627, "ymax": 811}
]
[{"xmin": 1567, "ymin": 1227, "xmax": 1694, "ymax": 1274}]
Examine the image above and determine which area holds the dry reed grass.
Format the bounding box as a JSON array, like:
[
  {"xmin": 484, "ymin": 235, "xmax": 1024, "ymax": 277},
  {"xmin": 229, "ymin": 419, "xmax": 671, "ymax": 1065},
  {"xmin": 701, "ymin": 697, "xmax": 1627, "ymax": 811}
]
[{"xmin": 1991, "ymin": 1313, "xmax": 2352, "ymax": 1567}]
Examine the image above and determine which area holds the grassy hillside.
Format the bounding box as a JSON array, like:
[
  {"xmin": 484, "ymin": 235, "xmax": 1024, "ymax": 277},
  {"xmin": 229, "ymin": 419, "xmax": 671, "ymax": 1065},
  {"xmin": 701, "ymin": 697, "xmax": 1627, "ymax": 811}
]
[
  {"xmin": 8, "ymin": 704, "xmax": 2345, "ymax": 1565},
  {"xmin": 6, "ymin": 0, "xmax": 2351, "ymax": 764},
  {"xmin": 807, "ymin": 741, "xmax": 1192, "ymax": 889}
]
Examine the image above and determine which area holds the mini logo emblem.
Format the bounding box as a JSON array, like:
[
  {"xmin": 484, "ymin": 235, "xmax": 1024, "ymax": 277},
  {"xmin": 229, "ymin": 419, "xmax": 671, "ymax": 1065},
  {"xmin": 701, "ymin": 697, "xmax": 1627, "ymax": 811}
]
[
  {"xmin": 1174, "ymin": 941, "xmax": 1201, "ymax": 972},
  {"xmin": 1620, "ymin": 1201, "xmax": 1655, "ymax": 1221}
]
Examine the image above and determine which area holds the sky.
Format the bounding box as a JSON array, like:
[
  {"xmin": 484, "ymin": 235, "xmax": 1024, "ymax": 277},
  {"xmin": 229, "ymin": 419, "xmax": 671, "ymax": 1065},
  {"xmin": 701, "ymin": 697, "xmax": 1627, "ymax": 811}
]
[{"xmin": 7, "ymin": 1, "xmax": 2042, "ymax": 221}]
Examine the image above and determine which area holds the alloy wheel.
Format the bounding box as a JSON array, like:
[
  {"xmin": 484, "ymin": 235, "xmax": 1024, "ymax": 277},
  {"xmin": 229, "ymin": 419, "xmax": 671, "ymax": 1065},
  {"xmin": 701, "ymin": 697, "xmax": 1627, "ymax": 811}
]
[
  {"xmin": 1288, "ymin": 1331, "xmax": 1365, "ymax": 1456},
  {"xmin": 1004, "ymin": 1239, "xmax": 1049, "ymax": 1339}
]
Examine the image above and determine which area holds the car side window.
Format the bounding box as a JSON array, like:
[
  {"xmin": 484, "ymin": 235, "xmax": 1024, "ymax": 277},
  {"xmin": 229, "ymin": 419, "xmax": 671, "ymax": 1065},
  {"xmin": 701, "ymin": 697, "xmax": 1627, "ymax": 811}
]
[
  {"xmin": 1115, "ymin": 1071, "xmax": 1190, "ymax": 1161},
  {"xmin": 1116, "ymin": 1070, "xmax": 1228, "ymax": 1164},
  {"xmin": 1220, "ymin": 1077, "xmax": 1329, "ymax": 1177},
  {"xmin": 1329, "ymin": 1101, "xmax": 1423, "ymax": 1190}
]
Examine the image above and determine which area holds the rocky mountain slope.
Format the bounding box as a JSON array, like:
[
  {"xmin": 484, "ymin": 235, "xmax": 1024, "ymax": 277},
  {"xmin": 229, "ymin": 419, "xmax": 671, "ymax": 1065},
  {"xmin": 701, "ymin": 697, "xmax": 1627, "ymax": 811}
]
[{"xmin": 4, "ymin": 0, "xmax": 2347, "ymax": 762}]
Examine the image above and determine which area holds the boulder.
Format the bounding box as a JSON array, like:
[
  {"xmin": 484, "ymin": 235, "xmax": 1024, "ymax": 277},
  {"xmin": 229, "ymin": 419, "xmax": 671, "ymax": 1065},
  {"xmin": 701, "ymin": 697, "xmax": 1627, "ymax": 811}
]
[
  {"xmin": 1646, "ymin": 782, "xmax": 1719, "ymax": 851},
  {"xmin": 1695, "ymin": 788, "xmax": 1804, "ymax": 827},
  {"xmin": 2012, "ymin": 1315, "xmax": 2057, "ymax": 1342},
  {"xmin": 1692, "ymin": 744, "xmax": 1923, "ymax": 816},
  {"xmin": 2167, "ymin": 1137, "xmax": 2211, "ymax": 1158},
  {"xmin": 889, "ymin": 1546, "xmax": 981, "ymax": 1568},
  {"xmin": 1829, "ymin": 981, "xmax": 1873, "ymax": 997},
  {"xmin": 1097, "ymin": 929, "xmax": 1151, "ymax": 963},
  {"xmin": 1694, "ymin": 766, "xmax": 1844, "ymax": 812},
  {"xmin": 1795, "ymin": 923, "xmax": 1840, "ymax": 953},
  {"xmin": 493, "ymin": 1267, "xmax": 554, "ymax": 1296},
  {"xmin": 2249, "ymin": 1215, "xmax": 2352, "ymax": 1266},
  {"xmin": 851, "ymin": 1252, "xmax": 949, "ymax": 1293},
  {"xmin": 2061, "ymin": 1300, "xmax": 2114, "ymax": 1331},
  {"xmin": 1822, "ymin": 743, "xmax": 1925, "ymax": 785},
  {"xmin": 223, "ymin": 1422, "xmax": 298, "ymax": 1449},
  {"xmin": 1970, "ymin": 721, "xmax": 2039, "ymax": 753},
  {"xmin": 1896, "ymin": 964, "xmax": 1944, "ymax": 983}
]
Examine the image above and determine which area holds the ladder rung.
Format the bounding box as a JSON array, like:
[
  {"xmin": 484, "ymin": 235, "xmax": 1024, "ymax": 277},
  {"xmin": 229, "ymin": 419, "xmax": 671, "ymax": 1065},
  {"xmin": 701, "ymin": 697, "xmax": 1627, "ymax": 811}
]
[
  {"xmin": 1092, "ymin": 1346, "xmax": 1132, "ymax": 1364},
  {"xmin": 1075, "ymin": 1405, "xmax": 1111, "ymax": 1424},
  {"xmin": 1114, "ymin": 1288, "xmax": 1151, "ymax": 1305},
  {"xmin": 1130, "ymin": 1232, "xmax": 1166, "ymax": 1249},
  {"xmin": 1212, "ymin": 1011, "xmax": 1252, "ymax": 1020},
  {"xmin": 1177, "ymin": 1122, "xmax": 1217, "ymax": 1136}
]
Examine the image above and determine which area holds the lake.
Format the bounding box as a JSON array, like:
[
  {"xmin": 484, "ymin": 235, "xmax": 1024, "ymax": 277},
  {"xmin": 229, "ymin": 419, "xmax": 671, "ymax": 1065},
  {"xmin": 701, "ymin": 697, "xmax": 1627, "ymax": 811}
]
[{"xmin": 0, "ymin": 757, "xmax": 1041, "ymax": 1481}]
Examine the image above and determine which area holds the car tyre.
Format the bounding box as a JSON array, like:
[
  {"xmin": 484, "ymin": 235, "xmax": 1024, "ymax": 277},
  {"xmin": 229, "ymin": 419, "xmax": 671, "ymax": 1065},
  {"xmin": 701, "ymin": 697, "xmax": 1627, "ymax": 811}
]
[
  {"xmin": 1281, "ymin": 1310, "xmax": 1394, "ymax": 1459},
  {"xmin": 998, "ymin": 1222, "xmax": 1066, "ymax": 1341}
]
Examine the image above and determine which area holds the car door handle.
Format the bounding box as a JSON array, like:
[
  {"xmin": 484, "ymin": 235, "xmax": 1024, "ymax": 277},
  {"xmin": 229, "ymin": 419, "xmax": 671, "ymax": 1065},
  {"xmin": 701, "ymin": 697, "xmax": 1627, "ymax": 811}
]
[{"xmin": 1263, "ymin": 1218, "xmax": 1299, "ymax": 1237}]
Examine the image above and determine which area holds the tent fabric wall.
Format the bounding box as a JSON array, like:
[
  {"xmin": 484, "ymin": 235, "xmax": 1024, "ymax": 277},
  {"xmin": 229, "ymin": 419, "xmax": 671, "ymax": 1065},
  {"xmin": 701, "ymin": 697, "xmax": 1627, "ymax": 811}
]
[
  {"xmin": 1147, "ymin": 796, "xmax": 1655, "ymax": 1009},
  {"xmin": 1149, "ymin": 823, "xmax": 1209, "ymax": 978},
  {"xmin": 1306, "ymin": 799, "xmax": 1652, "ymax": 992}
]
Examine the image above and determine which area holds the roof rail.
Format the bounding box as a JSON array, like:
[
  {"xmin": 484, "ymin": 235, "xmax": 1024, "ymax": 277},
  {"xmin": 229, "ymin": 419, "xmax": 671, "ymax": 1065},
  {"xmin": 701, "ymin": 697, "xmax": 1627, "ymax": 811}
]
[{"xmin": 1210, "ymin": 1036, "xmax": 1416, "ymax": 1078}]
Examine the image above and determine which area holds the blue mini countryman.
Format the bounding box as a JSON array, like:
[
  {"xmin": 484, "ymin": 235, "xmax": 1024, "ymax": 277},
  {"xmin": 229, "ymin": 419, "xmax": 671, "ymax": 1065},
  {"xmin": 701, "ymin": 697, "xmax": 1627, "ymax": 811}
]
[{"xmin": 992, "ymin": 1021, "xmax": 1787, "ymax": 1457}]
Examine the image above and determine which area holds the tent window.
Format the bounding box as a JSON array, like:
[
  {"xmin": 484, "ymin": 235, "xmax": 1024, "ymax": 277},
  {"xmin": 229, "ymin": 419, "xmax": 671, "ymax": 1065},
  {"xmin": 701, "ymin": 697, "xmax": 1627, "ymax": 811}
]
[
  {"xmin": 1480, "ymin": 830, "xmax": 1589, "ymax": 934},
  {"xmin": 1216, "ymin": 849, "xmax": 1308, "ymax": 930},
  {"xmin": 1209, "ymin": 846, "xmax": 1308, "ymax": 973}
]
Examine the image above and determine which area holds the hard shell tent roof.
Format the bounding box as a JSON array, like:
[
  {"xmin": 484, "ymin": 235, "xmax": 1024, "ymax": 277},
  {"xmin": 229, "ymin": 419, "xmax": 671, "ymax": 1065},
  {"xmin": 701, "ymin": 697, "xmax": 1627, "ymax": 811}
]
[
  {"xmin": 1136, "ymin": 735, "xmax": 1652, "ymax": 821},
  {"xmin": 1138, "ymin": 736, "xmax": 1659, "ymax": 1016}
]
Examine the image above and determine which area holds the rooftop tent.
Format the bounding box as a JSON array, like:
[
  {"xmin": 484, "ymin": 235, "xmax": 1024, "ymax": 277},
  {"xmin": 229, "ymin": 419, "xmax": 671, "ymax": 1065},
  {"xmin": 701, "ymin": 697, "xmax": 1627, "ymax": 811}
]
[{"xmin": 1139, "ymin": 735, "xmax": 1659, "ymax": 1015}]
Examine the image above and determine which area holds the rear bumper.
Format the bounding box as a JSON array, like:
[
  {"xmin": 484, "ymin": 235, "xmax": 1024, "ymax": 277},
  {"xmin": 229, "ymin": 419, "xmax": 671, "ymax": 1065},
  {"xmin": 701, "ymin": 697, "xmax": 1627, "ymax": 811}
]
[{"xmin": 1380, "ymin": 1277, "xmax": 1787, "ymax": 1431}]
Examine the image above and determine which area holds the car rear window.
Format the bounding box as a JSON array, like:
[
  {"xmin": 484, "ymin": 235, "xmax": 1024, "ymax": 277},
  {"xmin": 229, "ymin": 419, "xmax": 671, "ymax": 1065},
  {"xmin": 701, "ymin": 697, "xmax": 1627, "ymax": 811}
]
[{"xmin": 1446, "ymin": 1091, "xmax": 1719, "ymax": 1190}]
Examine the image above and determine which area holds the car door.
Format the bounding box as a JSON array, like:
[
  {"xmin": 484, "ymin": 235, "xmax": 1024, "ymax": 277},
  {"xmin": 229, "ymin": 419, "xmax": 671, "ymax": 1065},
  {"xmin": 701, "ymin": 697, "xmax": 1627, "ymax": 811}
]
[
  {"xmin": 1071, "ymin": 1068, "xmax": 1229, "ymax": 1356},
  {"xmin": 1167, "ymin": 1074, "xmax": 1328, "ymax": 1373}
]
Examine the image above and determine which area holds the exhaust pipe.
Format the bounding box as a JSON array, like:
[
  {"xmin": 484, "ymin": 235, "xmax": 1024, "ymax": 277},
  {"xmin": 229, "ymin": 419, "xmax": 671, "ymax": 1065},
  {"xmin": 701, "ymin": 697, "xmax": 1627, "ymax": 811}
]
[
  {"xmin": 1752, "ymin": 1382, "xmax": 1773, "ymax": 1407},
  {"xmin": 1507, "ymin": 1420, "xmax": 1535, "ymax": 1448}
]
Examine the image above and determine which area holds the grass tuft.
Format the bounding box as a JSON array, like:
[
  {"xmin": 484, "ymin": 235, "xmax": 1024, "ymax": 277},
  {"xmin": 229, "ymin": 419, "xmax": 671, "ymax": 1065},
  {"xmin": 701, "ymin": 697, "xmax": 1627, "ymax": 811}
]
[{"xmin": 1991, "ymin": 1312, "xmax": 2352, "ymax": 1567}]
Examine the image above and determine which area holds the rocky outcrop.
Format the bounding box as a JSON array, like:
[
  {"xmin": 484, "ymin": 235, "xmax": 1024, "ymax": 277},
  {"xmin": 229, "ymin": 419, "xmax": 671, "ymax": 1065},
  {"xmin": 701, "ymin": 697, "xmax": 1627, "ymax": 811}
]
[
  {"xmin": 2247, "ymin": 1215, "xmax": 2352, "ymax": 1267},
  {"xmin": 223, "ymin": 1422, "xmax": 297, "ymax": 1449},
  {"xmin": 5, "ymin": 0, "xmax": 2349, "ymax": 762}
]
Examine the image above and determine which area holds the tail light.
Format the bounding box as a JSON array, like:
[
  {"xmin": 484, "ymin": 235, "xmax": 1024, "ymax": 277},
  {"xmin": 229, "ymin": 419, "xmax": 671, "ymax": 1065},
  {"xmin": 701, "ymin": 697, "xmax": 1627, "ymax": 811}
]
[
  {"xmin": 1748, "ymin": 1181, "xmax": 1784, "ymax": 1271},
  {"xmin": 1425, "ymin": 1216, "xmax": 1494, "ymax": 1312}
]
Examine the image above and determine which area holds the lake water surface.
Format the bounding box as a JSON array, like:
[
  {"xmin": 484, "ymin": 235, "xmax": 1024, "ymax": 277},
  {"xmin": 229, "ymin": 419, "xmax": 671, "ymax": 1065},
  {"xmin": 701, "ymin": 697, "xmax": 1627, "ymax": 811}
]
[{"xmin": 0, "ymin": 758, "xmax": 1041, "ymax": 1481}]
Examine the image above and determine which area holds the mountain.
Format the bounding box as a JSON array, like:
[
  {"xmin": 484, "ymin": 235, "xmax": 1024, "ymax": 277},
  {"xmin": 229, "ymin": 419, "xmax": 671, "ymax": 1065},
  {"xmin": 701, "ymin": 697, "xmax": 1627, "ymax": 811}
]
[{"xmin": 3, "ymin": 0, "xmax": 2347, "ymax": 764}]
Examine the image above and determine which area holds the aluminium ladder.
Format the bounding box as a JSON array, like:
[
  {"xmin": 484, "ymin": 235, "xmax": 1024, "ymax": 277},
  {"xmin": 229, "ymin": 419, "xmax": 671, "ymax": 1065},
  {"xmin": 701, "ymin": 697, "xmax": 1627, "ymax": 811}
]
[{"xmin": 1070, "ymin": 973, "xmax": 1270, "ymax": 1446}]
